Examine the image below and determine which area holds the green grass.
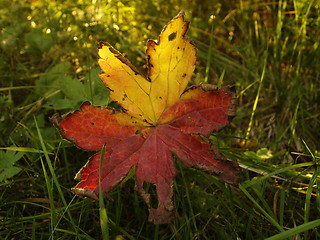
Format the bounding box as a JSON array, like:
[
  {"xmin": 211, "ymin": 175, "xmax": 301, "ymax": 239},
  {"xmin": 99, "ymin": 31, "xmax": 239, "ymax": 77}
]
[{"xmin": 1, "ymin": 0, "xmax": 319, "ymax": 239}]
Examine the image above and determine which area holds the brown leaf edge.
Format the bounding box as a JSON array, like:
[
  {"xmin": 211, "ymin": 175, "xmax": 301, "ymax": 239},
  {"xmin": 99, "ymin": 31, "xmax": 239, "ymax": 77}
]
[
  {"xmin": 136, "ymin": 182, "xmax": 175, "ymax": 224},
  {"xmin": 201, "ymin": 83, "xmax": 239, "ymax": 185},
  {"xmin": 98, "ymin": 41, "xmax": 144, "ymax": 80},
  {"xmin": 50, "ymin": 112, "xmax": 100, "ymax": 200},
  {"xmin": 198, "ymin": 83, "xmax": 237, "ymax": 120},
  {"xmin": 181, "ymin": 83, "xmax": 240, "ymax": 185}
]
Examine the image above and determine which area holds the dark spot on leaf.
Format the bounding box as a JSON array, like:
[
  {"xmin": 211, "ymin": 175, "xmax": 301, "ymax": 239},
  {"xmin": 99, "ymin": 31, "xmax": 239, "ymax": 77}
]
[
  {"xmin": 122, "ymin": 94, "xmax": 127, "ymax": 101},
  {"xmin": 177, "ymin": 46, "xmax": 180, "ymax": 49},
  {"xmin": 91, "ymin": 122, "xmax": 95, "ymax": 126},
  {"xmin": 168, "ymin": 32, "xmax": 177, "ymax": 41},
  {"xmin": 159, "ymin": 96, "xmax": 162, "ymax": 99},
  {"xmin": 182, "ymin": 73, "xmax": 187, "ymax": 78}
]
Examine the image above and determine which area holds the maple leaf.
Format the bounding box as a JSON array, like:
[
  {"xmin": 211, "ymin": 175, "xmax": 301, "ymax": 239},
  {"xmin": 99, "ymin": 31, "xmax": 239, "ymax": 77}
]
[{"xmin": 51, "ymin": 11, "xmax": 240, "ymax": 224}]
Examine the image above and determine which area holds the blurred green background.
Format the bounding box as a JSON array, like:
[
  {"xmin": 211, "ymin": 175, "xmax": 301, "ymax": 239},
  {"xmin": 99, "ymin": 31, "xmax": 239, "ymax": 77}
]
[{"xmin": 0, "ymin": 0, "xmax": 319, "ymax": 239}]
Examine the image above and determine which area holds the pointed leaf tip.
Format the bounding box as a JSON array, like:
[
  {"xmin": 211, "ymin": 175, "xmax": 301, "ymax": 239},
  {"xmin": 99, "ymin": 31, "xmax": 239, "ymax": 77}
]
[{"xmin": 147, "ymin": 11, "xmax": 197, "ymax": 120}]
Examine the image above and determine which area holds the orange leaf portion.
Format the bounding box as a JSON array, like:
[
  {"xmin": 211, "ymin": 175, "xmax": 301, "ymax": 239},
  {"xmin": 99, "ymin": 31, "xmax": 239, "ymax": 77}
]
[{"xmin": 56, "ymin": 102, "xmax": 149, "ymax": 151}]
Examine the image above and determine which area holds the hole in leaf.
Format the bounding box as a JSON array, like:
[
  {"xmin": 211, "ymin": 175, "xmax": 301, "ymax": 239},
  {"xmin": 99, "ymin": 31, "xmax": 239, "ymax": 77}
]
[
  {"xmin": 135, "ymin": 130, "xmax": 145, "ymax": 139},
  {"xmin": 168, "ymin": 32, "xmax": 177, "ymax": 41},
  {"xmin": 143, "ymin": 182, "xmax": 159, "ymax": 209}
]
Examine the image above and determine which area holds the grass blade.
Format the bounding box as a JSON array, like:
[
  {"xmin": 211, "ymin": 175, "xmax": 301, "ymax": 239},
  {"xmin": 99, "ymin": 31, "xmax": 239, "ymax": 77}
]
[
  {"xmin": 245, "ymin": 51, "xmax": 268, "ymax": 140},
  {"xmin": 39, "ymin": 155, "xmax": 56, "ymax": 234},
  {"xmin": 99, "ymin": 145, "xmax": 109, "ymax": 239},
  {"xmin": 34, "ymin": 117, "xmax": 78, "ymax": 238},
  {"xmin": 265, "ymin": 219, "xmax": 320, "ymax": 240},
  {"xmin": 239, "ymin": 184, "xmax": 284, "ymax": 233},
  {"xmin": 302, "ymin": 139, "xmax": 318, "ymax": 239}
]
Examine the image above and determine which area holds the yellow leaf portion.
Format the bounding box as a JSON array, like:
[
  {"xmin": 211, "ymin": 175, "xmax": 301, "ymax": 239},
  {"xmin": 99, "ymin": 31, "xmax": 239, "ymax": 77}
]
[
  {"xmin": 98, "ymin": 12, "xmax": 196, "ymax": 124},
  {"xmin": 98, "ymin": 43, "xmax": 155, "ymax": 123},
  {"xmin": 147, "ymin": 11, "xmax": 196, "ymax": 120}
]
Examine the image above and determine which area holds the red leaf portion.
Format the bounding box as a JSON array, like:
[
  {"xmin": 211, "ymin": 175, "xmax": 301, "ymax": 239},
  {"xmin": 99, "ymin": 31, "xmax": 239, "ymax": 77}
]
[
  {"xmin": 159, "ymin": 85, "xmax": 236, "ymax": 135},
  {"xmin": 56, "ymin": 102, "xmax": 148, "ymax": 151},
  {"xmin": 54, "ymin": 85, "xmax": 239, "ymax": 224},
  {"xmin": 135, "ymin": 128, "xmax": 177, "ymax": 223},
  {"xmin": 66, "ymin": 126, "xmax": 238, "ymax": 225},
  {"xmin": 157, "ymin": 125, "xmax": 240, "ymax": 185},
  {"xmin": 72, "ymin": 135, "xmax": 144, "ymax": 200}
]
